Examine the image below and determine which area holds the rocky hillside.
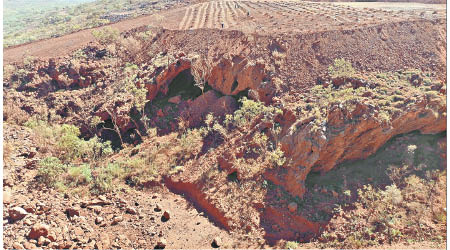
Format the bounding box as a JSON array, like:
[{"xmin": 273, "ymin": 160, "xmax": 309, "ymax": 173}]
[{"xmin": 3, "ymin": 8, "xmax": 447, "ymax": 249}]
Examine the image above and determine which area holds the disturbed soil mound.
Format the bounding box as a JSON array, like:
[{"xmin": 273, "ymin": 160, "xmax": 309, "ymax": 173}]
[{"xmin": 4, "ymin": 0, "xmax": 445, "ymax": 64}]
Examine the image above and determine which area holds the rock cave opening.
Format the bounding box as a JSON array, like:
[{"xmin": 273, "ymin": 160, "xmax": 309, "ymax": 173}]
[
  {"xmin": 143, "ymin": 68, "xmax": 204, "ymax": 134},
  {"xmin": 166, "ymin": 68, "xmax": 203, "ymax": 100},
  {"xmin": 299, "ymin": 130, "xmax": 447, "ymax": 225},
  {"xmin": 98, "ymin": 118, "xmax": 123, "ymax": 149},
  {"xmin": 143, "ymin": 67, "xmax": 240, "ymax": 134}
]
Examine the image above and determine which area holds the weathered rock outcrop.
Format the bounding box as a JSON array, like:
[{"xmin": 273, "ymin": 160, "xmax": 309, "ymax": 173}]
[
  {"xmin": 142, "ymin": 57, "xmax": 192, "ymax": 101},
  {"xmin": 35, "ymin": 58, "xmax": 104, "ymax": 89},
  {"xmin": 181, "ymin": 90, "xmax": 238, "ymax": 127},
  {"xmin": 207, "ymin": 57, "xmax": 265, "ymax": 95},
  {"xmin": 205, "ymin": 56, "xmax": 277, "ymax": 104},
  {"xmin": 273, "ymin": 95, "xmax": 446, "ymax": 198}
]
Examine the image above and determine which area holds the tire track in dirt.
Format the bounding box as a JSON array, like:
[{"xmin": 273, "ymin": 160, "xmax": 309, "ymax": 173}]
[
  {"xmin": 219, "ymin": 1, "xmax": 229, "ymax": 28},
  {"xmin": 209, "ymin": 1, "xmax": 217, "ymax": 29},
  {"xmin": 216, "ymin": 1, "xmax": 224, "ymax": 29},
  {"xmin": 238, "ymin": 1, "xmax": 255, "ymax": 19},
  {"xmin": 263, "ymin": 2, "xmax": 294, "ymax": 26},
  {"xmin": 199, "ymin": 2, "xmax": 209, "ymax": 29},
  {"xmin": 5, "ymin": 0, "xmax": 445, "ymax": 63},
  {"xmin": 281, "ymin": 2, "xmax": 309, "ymax": 15},
  {"xmin": 192, "ymin": 3, "xmax": 206, "ymax": 29},
  {"xmin": 178, "ymin": 7, "xmax": 191, "ymax": 30},
  {"xmin": 234, "ymin": 1, "xmax": 260, "ymax": 32},
  {"xmin": 225, "ymin": 1, "xmax": 238, "ymax": 28},
  {"xmin": 217, "ymin": 1, "xmax": 225, "ymax": 29},
  {"xmin": 183, "ymin": 6, "xmax": 194, "ymax": 30},
  {"xmin": 204, "ymin": 1, "xmax": 212, "ymax": 28},
  {"xmin": 234, "ymin": 1, "xmax": 248, "ymax": 18},
  {"xmin": 185, "ymin": 5, "xmax": 197, "ymax": 29},
  {"xmin": 266, "ymin": 1, "xmax": 303, "ymax": 23},
  {"xmin": 248, "ymin": 1, "xmax": 272, "ymax": 17},
  {"xmin": 269, "ymin": 1, "xmax": 299, "ymax": 14},
  {"xmin": 245, "ymin": 1, "xmax": 272, "ymax": 27},
  {"xmin": 241, "ymin": 1, "xmax": 265, "ymax": 19}
]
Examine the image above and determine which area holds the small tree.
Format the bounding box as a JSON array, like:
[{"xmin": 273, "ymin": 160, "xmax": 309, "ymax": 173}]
[
  {"xmin": 92, "ymin": 27, "xmax": 120, "ymax": 46},
  {"xmin": 191, "ymin": 56, "xmax": 210, "ymax": 94}
]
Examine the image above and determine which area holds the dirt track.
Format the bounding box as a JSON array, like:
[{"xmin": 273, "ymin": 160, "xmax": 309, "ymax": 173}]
[
  {"xmin": 3, "ymin": 0, "xmax": 445, "ymax": 64},
  {"xmin": 3, "ymin": 13, "xmax": 171, "ymax": 63}
]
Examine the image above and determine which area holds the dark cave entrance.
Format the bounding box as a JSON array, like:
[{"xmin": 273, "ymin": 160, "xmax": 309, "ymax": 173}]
[
  {"xmin": 166, "ymin": 68, "xmax": 203, "ymax": 100},
  {"xmin": 98, "ymin": 119, "xmax": 123, "ymax": 149},
  {"xmin": 144, "ymin": 68, "xmax": 204, "ymax": 134}
]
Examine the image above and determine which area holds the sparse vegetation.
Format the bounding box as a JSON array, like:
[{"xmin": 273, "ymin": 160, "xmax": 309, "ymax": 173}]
[
  {"xmin": 92, "ymin": 27, "xmax": 120, "ymax": 45},
  {"xmin": 296, "ymin": 66, "xmax": 444, "ymax": 133},
  {"xmin": 67, "ymin": 164, "xmax": 93, "ymax": 186},
  {"xmin": 27, "ymin": 120, "xmax": 118, "ymax": 194},
  {"xmin": 4, "ymin": 0, "xmax": 175, "ymax": 47},
  {"xmin": 91, "ymin": 163, "xmax": 125, "ymax": 193},
  {"xmin": 123, "ymin": 63, "xmax": 149, "ymax": 112},
  {"xmin": 191, "ymin": 56, "xmax": 210, "ymax": 94},
  {"xmin": 328, "ymin": 58, "xmax": 356, "ymax": 78},
  {"xmin": 2, "ymin": 8, "xmax": 446, "ymax": 248},
  {"xmin": 268, "ymin": 147, "xmax": 286, "ymax": 167},
  {"xmin": 229, "ymin": 97, "xmax": 283, "ymax": 128},
  {"xmin": 38, "ymin": 157, "xmax": 68, "ymax": 188},
  {"xmin": 318, "ymin": 171, "xmax": 446, "ymax": 248},
  {"xmin": 302, "ymin": 130, "xmax": 447, "ymax": 249},
  {"xmin": 26, "ymin": 121, "xmax": 113, "ymax": 162},
  {"xmin": 285, "ymin": 241, "xmax": 299, "ymax": 249}
]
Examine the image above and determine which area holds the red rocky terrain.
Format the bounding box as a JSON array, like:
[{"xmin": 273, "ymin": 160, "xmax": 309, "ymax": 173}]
[{"xmin": 3, "ymin": 0, "xmax": 446, "ymax": 249}]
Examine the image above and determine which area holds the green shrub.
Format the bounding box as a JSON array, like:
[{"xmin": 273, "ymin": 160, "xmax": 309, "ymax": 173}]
[
  {"xmin": 104, "ymin": 163, "xmax": 125, "ymax": 178},
  {"xmin": 82, "ymin": 136, "xmax": 114, "ymax": 161},
  {"xmin": 268, "ymin": 147, "xmax": 286, "ymax": 167},
  {"xmin": 127, "ymin": 161, "xmax": 159, "ymax": 186},
  {"xmin": 92, "ymin": 27, "xmax": 120, "ymax": 45},
  {"xmin": 3, "ymin": 64, "xmax": 16, "ymax": 81},
  {"xmin": 23, "ymin": 56, "xmax": 36, "ymax": 70},
  {"xmin": 204, "ymin": 113, "xmax": 227, "ymax": 137},
  {"xmin": 122, "ymin": 66, "xmax": 148, "ymax": 112},
  {"xmin": 136, "ymin": 30, "xmax": 153, "ymax": 40},
  {"xmin": 24, "ymin": 119, "xmax": 47, "ymax": 129},
  {"xmin": 38, "ymin": 157, "xmax": 67, "ymax": 187},
  {"xmin": 328, "ymin": 58, "xmax": 356, "ymax": 78},
  {"xmin": 57, "ymin": 124, "xmax": 83, "ymax": 161},
  {"xmin": 92, "ymin": 163, "xmax": 124, "ymax": 193},
  {"xmin": 67, "ymin": 164, "xmax": 92, "ymax": 186},
  {"xmin": 179, "ymin": 128, "xmax": 203, "ymax": 155},
  {"xmin": 232, "ymin": 97, "xmax": 282, "ymax": 127},
  {"xmin": 26, "ymin": 120, "xmax": 113, "ymax": 162},
  {"xmin": 425, "ymin": 91, "xmax": 440, "ymax": 100},
  {"xmin": 285, "ymin": 241, "xmax": 299, "ymax": 249},
  {"xmin": 92, "ymin": 170, "xmax": 113, "ymax": 193}
]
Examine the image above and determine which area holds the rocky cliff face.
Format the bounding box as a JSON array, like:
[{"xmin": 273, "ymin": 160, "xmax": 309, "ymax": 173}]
[
  {"xmin": 275, "ymin": 93, "xmax": 446, "ymax": 198},
  {"xmin": 143, "ymin": 56, "xmax": 192, "ymax": 101}
]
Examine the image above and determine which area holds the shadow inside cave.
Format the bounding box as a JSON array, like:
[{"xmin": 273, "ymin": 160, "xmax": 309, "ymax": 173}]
[{"xmin": 259, "ymin": 130, "xmax": 446, "ymax": 245}]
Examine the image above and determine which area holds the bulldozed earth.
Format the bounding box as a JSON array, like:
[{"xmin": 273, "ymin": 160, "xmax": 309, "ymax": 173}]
[{"xmin": 3, "ymin": 0, "xmax": 447, "ymax": 249}]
